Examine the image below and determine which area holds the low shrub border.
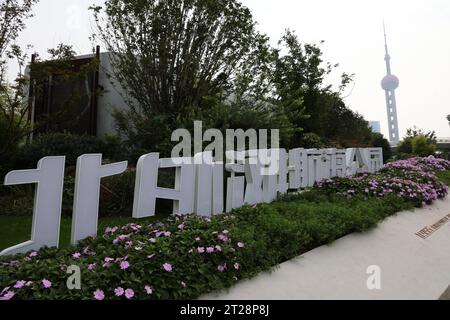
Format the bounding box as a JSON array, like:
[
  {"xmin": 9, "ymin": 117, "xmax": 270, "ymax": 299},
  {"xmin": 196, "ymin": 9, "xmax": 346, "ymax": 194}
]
[{"xmin": 0, "ymin": 157, "xmax": 449, "ymax": 300}]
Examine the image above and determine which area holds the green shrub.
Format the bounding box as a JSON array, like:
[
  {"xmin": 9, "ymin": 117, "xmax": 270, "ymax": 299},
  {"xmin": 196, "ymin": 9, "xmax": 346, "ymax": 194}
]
[{"xmin": 13, "ymin": 133, "xmax": 123, "ymax": 169}]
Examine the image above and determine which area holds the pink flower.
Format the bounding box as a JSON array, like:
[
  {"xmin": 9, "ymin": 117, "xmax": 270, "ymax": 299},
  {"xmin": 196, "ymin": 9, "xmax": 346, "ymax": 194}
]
[
  {"xmin": 25, "ymin": 281, "xmax": 33, "ymax": 287},
  {"xmin": 163, "ymin": 263, "xmax": 172, "ymax": 272},
  {"xmin": 104, "ymin": 257, "xmax": 114, "ymax": 263},
  {"xmin": 42, "ymin": 279, "xmax": 52, "ymax": 289},
  {"xmin": 237, "ymin": 242, "xmax": 245, "ymax": 248},
  {"xmin": 164, "ymin": 231, "xmax": 171, "ymax": 237},
  {"xmin": 88, "ymin": 263, "xmax": 96, "ymax": 271},
  {"xmin": 218, "ymin": 234, "xmax": 229, "ymax": 241},
  {"xmin": 0, "ymin": 291, "xmax": 15, "ymax": 300},
  {"xmin": 144, "ymin": 285, "xmax": 153, "ymax": 295},
  {"xmin": 114, "ymin": 287, "xmax": 124, "ymax": 297},
  {"xmin": 177, "ymin": 224, "xmax": 185, "ymax": 230},
  {"xmin": 14, "ymin": 280, "xmax": 26, "ymax": 289},
  {"xmin": 197, "ymin": 247, "xmax": 205, "ymax": 253},
  {"xmin": 105, "ymin": 226, "xmax": 118, "ymax": 234},
  {"xmin": 125, "ymin": 288, "xmax": 134, "ymax": 299},
  {"xmin": 120, "ymin": 261, "xmax": 130, "ymax": 270},
  {"xmin": 94, "ymin": 289, "xmax": 105, "ymax": 300},
  {"xmin": 217, "ymin": 263, "xmax": 227, "ymax": 272},
  {"xmin": 206, "ymin": 247, "xmax": 214, "ymax": 253},
  {"xmin": 29, "ymin": 251, "xmax": 37, "ymax": 257},
  {"xmin": 72, "ymin": 252, "xmax": 81, "ymax": 259}
]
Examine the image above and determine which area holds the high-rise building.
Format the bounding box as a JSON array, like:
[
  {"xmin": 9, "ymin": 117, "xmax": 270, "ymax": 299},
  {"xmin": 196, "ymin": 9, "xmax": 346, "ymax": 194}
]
[{"xmin": 381, "ymin": 23, "xmax": 400, "ymax": 145}]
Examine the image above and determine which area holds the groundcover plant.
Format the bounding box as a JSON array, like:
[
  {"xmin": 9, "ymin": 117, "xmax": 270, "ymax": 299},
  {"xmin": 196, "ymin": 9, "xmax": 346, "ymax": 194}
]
[
  {"xmin": 316, "ymin": 157, "xmax": 450, "ymax": 206},
  {"xmin": 0, "ymin": 157, "xmax": 448, "ymax": 300}
]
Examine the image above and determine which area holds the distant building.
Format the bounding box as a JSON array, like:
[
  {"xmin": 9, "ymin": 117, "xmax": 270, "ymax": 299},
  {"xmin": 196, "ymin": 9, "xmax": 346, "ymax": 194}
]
[
  {"xmin": 26, "ymin": 47, "xmax": 127, "ymax": 138},
  {"xmin": 381, "ymin": 23, "xmax": 400, "ymax": 145},
  {"xmin": 369, "ymin": 121, "xmax": 381, "ymax": 134}
]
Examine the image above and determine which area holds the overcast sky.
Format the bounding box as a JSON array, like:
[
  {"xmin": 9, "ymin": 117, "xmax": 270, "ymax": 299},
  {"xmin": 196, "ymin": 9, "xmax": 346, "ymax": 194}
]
[{"xmin": 12, "ymin": 0, "xmax": 450, "ymax": 138}]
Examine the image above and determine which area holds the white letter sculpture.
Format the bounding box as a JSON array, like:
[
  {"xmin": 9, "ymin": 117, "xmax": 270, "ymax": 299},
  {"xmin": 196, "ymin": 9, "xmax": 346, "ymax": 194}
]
[
  {"xmin": 0, "ymin": 157, "xmax": 65, "ymax": 256},
  {"xmin": 71, "ymin": 154, "xmax": 128, "ymax": 244},
  {"xmin": 132, "ymin": 153, "xmax": 195, "ymax": 218}
]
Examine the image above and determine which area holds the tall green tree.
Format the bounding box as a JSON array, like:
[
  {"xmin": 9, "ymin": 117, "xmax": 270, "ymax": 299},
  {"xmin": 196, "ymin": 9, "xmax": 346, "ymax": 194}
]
[
  {"xmin": 90, "ymin": 0, "xmax": 275, "ymax": 155},
  {"xmin": 91, "ymin": 0, "xmax": 268, "ymax": 117},
  {"xmin": 0, "ymin": 0, "xmax": 39, "ymax": 175},
  {"xmin": 271, "ymin": 30, "xmax": 369, "ymax": 147}
]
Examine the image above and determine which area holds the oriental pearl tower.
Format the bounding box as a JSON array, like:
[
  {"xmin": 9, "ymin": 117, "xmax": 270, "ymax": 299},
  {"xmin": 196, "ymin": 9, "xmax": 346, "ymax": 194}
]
[{"xmin": 381, "ymin": 23, "xmax": 400, "ymax": 145}]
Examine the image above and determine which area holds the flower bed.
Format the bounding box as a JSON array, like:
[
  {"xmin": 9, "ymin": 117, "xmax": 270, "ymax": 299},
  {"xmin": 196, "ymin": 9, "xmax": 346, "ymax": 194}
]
[
  {"xmin": 0, "ymin": 157, "xmax": 448, "ymax": 300},
  {"xmin": 316, "ymin": 157, "xmax": 450, "ymax": 206}
]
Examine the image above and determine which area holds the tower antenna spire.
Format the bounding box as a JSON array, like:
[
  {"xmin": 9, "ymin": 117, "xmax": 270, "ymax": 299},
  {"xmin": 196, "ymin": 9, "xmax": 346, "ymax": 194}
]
[{"xmin": 380, "ymin": 20, "xmax": 400, "ymax": 145}]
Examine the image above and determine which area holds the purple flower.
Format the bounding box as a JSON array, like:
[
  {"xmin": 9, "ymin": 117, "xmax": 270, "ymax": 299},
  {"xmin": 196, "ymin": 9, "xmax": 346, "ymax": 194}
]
[
  {"xmin": 14, "ymin": 280, "xmax": 26, "ymax": 289},
  {"xmin": 144, "ymin": 285, "xmax": 153, "ymax": 295},
  {"xmin": 177, "ymin": 224, "xmax": 185, "ymax": 230},
  {"xmin": 105, "ymin": 226, "xmax": 118, "ymax": 234},
  {"xmin": 72, "ymin": 252, "xmax": 81, "ymax": 259},
  {"xmin": 0, "ymin": 291, "xmax": 15, "ymax": 300},
  {"xmin": 29, "ymin": 251, "xmax": 37, "ymax": 257},
  {"xmin": 197, "ymin": 247, "xmax": 205, "ymax": 253},
  {"xmin": 237, "ymin": 242, "xmax": 245, "ymax": 248},
  {"xmin": 104, "ymin": 257, "xmax": 114, "ymax": 263},
  {"xmin": 124, "ymin": 288, "xmax": 134, "ymax": 299},
  {"xmin": 42, "ymin": 279, "xmax": 52, "ymax": 289},
  {"xmin": 206, "ymin": 247, "xmax": 214, "ymax": 253},
  {"xmin": 114, "ymin": 287, "xmax": 124, "ymax": 297},
  {"xmin": 217, "ymin": 263, "xmax": 227, "ymax": 272},
  {"xmin": 218, "ymin": 234, "xmax": 229, "ymax": 242},
  {"xmin": 120, "ymin": 261, "xmax": 130, "ymax": 270},
  {"xmin": 88, "ymin": 263, "xmax": 96, "ymax": 271},
  {"xmin": 94, "ymin": 289, "xmax": 105, "ymax": 300},
  {"xmin": 164, "ymin": 231, "xmax": 171, "ymax": 237},
  {"xmin": 163, "ymin": 263, "xmax": 172, "ymax": 272}
]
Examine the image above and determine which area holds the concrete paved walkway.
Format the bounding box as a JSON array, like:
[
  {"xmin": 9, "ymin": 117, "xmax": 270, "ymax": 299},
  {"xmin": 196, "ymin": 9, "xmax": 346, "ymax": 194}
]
[{"xmin": 201, "ymin": 196, "xmax": 450, "ymax": 300}]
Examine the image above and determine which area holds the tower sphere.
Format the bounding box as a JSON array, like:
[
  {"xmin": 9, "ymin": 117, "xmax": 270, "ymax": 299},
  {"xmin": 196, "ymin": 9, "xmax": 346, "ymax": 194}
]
[{"xmin": 381, "ymin": 74, "xmax": 399, "ymax": 90}]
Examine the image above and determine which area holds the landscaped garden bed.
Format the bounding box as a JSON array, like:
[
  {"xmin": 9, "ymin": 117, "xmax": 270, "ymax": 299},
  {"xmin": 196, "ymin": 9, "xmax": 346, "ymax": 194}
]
[{"xmin": 0, "ymin": 157, "xmax": 449, "ymax": 300}]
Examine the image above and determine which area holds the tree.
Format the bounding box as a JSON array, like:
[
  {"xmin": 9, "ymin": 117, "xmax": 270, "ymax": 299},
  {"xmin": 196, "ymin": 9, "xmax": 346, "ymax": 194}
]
[
  {"xmin": 90, "ymin": 0, "xmax": 268, "ymax": 117},
  {"xmin": 90, "ymin": 0, "xmax": 275, "ymax": 156},
  {"xmin": 271, "ymin": 30, "xmax": 370, "ymax": 147},
  {"xmin": 411, "ymin": 135, "xmax": 436, "ymax": 157},
  {"xmin": 405, "ymin": 126, "xmax": 436, "ymax": 144},
  {"xmin": 396, "ymin": 126, "xmax": 437, "ymax": 158},
  {"xmin": 370, "ymin": 132, "xmax": 391, "ymax": 162},
  {"xmin": 0, "ymin": 0, "xmax": 39, "ymax": 175}
]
